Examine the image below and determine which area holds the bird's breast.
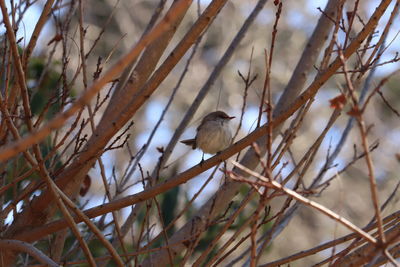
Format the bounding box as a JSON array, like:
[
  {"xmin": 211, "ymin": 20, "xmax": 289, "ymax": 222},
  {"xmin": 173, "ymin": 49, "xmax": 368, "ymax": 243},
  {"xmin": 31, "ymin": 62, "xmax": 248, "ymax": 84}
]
[{"xmin": 196, "ymin": 121, "xmax": 232, "ymax": 154}]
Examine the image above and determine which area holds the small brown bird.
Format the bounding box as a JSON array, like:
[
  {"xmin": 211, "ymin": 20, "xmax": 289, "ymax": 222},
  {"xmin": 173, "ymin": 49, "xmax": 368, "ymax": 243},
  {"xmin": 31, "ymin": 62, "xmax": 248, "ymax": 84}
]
[{"xmin": 181, "ymin": 111, "xmax": 235, "ymax": 155}]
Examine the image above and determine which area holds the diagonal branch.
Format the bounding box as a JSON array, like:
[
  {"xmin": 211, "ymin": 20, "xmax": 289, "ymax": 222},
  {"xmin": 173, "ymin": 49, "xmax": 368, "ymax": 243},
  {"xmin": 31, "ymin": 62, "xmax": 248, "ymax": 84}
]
[
  {"xmin": 0, "ymin": 0, "xmax": 191, "ymax": 163},
  {"xmin": 138, "ymin": 0, "xmax": 392, "ymax": 264},
  {"xmin": 230, "ymin": 161, "xmax": 376, "ymax": 244},
  {"xmin": 0, "ymin": 239, "xmax": 59, "ymax": 267}
]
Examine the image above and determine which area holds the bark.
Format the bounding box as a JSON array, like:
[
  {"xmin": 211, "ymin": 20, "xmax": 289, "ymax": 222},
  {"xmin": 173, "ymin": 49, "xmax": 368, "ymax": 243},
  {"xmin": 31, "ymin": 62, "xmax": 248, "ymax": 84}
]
[{"xmin": 140, "ymin": 0, "xmax": 346, "ymax": 265}]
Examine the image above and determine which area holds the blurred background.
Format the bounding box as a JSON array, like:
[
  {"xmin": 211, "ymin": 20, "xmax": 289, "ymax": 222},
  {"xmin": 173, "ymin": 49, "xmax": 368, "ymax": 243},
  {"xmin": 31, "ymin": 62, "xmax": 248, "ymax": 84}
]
[{"xmin": 1, "ymin": 0, "xmax": 399, "ymax": 265}]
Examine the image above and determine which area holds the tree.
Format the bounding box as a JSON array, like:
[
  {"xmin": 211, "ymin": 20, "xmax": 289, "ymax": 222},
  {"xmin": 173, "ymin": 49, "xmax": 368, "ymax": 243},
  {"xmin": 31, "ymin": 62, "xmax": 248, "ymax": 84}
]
[{"xmin": 0, "ymin": 0, "xmax": 399, "ymax": 266}]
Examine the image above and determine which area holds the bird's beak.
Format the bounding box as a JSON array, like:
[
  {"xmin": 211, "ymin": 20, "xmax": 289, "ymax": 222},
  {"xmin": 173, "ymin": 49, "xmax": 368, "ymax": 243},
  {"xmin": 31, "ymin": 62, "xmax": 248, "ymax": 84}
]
[{"xmin": 228, "ymin": 116, "xmax": 235, "ymax": 120}]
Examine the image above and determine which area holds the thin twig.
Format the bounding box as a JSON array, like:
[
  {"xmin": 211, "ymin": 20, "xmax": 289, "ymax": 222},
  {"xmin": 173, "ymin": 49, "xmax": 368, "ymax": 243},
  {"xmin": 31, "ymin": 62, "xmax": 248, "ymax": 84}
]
[{"xmin": 230, "ymin": 161, "xmax": 377, "ymax": 244}]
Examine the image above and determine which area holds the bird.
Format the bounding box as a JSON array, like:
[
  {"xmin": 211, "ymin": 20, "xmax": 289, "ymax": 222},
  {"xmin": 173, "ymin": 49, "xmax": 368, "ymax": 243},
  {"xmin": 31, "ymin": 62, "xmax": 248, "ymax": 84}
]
[{"xmin": 181, "ymin": 111, "xmax": 235, "ymax": 159}]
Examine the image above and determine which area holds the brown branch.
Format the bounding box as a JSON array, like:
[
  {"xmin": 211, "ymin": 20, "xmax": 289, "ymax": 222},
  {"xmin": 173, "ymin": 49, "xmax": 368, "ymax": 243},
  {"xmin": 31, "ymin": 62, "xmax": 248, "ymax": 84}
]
[
  {"xmin": 333, "ymin": 220, "xmax": 400, "ymax": 266},
  {"xmin": 230, "ymin": 161, "xmax": 376, "ymax": 244},
  {"xmin": 0, "ymin": 0, "xmax": 34, "ymax": 133},
  {"xmin": 6, "ymin": 0, "xmax": 392, "ymax": 246},
  {"xmin": 2, "ymin": 3, "xmax": 195, "ymax": 258},
  {"xmin": 339, "ymin": 49, "xmax": 386, "ymax": 244},
  {"xmin": 119, "ymin": 0, "xmax": 261, "ymax": 245},
  {"xmin": 55, "ymin": 186, "xmax": 125, "ymax": 267},
  {"xmin": 22, "ymin": 0, "xmax": 56, "ymax": 68},
  {"xmin": 260, "ymin": 211, "xmax": 400, "ymax": 266},
  {"xmin": 25, "ymin": 159, "xmax": 97, "ymax": 266},
  {"xmin": 0, "ymin": 239, "xmax": 58, "ymax": 267},
  {"xmin": 0, "ymin": 0, "xmax": 192, "ymax": 162},
  {"xmin": 142, "ymin": 0, "xmax": 391, "ymax": 264}
]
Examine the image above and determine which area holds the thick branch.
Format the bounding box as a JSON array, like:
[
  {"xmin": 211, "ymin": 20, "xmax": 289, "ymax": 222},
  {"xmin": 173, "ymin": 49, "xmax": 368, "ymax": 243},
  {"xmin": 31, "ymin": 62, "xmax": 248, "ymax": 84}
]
[{"xmin": 139, "ymin": 0, "xmax": 391, "ymax": 264}]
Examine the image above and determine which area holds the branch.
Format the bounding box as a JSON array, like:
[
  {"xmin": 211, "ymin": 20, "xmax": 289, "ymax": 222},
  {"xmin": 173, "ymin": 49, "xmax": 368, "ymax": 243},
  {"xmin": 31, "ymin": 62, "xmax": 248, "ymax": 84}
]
[
  {"xmin": 230, "ymin": 161, "xmax": 376, "ymax": 244},
  {"xmin": 0, "ymin": 239, "xmax": 59, "ymax": 267},
  {"xmin": 137, "ymin": 0, "xmax": 392, "ymax": 264},
  {"xmin": 0, "ymin": 0, "xmax": 191, "ymax": 162},
  {"xmin": 3, "ymin": 0, "xmax": 193, "ymax": 246}
]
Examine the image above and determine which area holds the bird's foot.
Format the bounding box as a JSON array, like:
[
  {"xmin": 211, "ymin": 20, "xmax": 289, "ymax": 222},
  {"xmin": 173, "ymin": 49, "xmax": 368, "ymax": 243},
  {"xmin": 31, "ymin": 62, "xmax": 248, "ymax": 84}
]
[{"xmin": 200, "ymin": 153, "xmax": 205, "ymax": 166}]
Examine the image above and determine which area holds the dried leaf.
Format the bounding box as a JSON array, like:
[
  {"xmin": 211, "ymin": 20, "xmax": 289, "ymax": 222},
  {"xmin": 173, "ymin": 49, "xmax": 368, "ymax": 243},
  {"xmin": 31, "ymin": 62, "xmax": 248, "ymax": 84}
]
[{"xmin": 329, "ymin": 94, "xmax": 347, "ymax": 109}]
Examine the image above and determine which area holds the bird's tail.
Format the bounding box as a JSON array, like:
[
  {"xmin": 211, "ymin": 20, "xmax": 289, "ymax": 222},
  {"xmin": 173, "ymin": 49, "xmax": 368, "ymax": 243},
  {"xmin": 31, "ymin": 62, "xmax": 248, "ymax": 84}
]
[{"xmin": 180, "ymin": 139, "xmax": 196, "ymax": 149}]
